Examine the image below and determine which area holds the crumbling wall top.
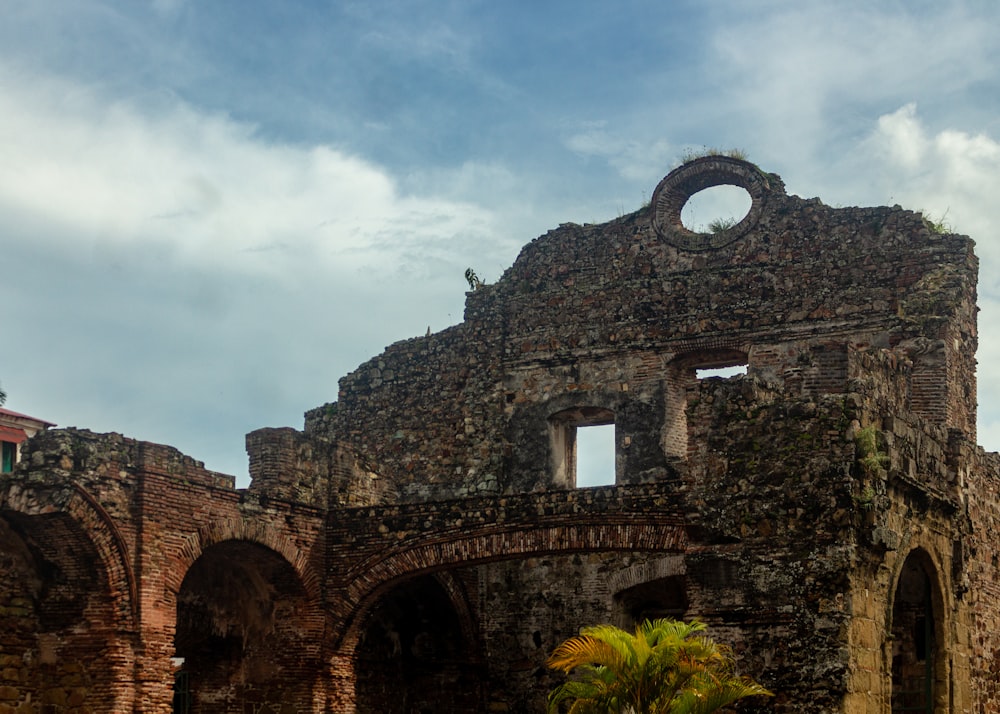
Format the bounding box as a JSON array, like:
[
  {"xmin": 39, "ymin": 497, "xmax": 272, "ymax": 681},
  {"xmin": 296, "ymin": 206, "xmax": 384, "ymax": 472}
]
[{"xmin": 293, "ymin": 157, "xmax": 978, "ymax": 502}]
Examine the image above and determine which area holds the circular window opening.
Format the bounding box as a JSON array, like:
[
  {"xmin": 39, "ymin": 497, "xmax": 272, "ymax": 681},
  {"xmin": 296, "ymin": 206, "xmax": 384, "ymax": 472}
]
[{"xmin": 680, "ymin": 184, "xmax": 752, "ymax": 234}]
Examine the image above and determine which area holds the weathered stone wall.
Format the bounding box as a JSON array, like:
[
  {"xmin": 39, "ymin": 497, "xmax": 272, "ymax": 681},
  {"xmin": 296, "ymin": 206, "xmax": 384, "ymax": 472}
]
[
  {"xmin": 476, "ymin": 553, "xmax": 652, "ymax": 713},
  {"xmin": 680, "ymin": 377, "xmax": 861, "ymax": 713},
  {"xmin": 964, "ymin": 450, "xmax": 1000, "ymax": 714},
  {"xmin": 290, "ymin": 157, "xmax": 977, "ymax": 508},
  {"xmin": 313, "ymin": 356, "xmax": 975, "ymax": 712},
  {"xmin": 302, "ymin": 324, "xmax": 505, "ymax": 502},
  {"xmin": 246, "ymin": 426, "xmax": 394, "ymax": 507},
  {"xmin": 1, "ymin": 156, "xmax": 994, "ymax": 713}
]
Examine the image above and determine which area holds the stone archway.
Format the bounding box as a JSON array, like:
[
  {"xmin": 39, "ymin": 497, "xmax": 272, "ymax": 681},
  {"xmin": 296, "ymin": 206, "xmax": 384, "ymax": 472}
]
[
  {"xmin": 890, "ymin": 548, "xmax": 948, "ymax": 714},
  {"xmin": 174, "ymin": 540, "xmax": 322, "ymax": 713}
]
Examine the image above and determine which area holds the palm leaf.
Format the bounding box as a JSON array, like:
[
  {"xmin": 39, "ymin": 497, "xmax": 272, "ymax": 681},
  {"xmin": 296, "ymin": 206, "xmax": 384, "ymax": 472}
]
[
  {"xmin": 548, "ymin": 634, "xmax": 626, "ymax": 674},
  {"xmin": 670, "ymin": 676, "xmax": 772, "ymax": 714},
  {"xmin": 547, "ymin": 619, "xmax": 772, "ymax": 714}
]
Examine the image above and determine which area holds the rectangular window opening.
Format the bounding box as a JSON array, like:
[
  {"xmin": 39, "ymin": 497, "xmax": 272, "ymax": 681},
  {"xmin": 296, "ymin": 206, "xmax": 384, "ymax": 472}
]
[
  {"xmin": 575, "ymin": 424, "xmax": 616, "ymax": 488},
  {"xmin": 696, "ymin": 365, "xmax": 747, "ymax": 380}
]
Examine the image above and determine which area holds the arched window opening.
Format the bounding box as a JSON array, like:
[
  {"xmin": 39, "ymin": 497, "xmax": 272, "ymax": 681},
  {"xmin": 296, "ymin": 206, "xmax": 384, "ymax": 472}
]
[
  {"xmin": 549, "ymin": 407, "xmax": 616, "ymax": 488},
  {"xmin": 356, "ymin": 575, "xmax": 482, "ymax": 714},
  {"xmin": 891, "ymin": 552, "xmax": 943, "ymax": 714}
]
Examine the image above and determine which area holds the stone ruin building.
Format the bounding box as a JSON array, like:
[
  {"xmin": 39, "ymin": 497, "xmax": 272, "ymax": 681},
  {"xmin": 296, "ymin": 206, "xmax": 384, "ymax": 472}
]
[{"xmin": 2, "ymin": 155, "xmax": 999, "ymax": 714}]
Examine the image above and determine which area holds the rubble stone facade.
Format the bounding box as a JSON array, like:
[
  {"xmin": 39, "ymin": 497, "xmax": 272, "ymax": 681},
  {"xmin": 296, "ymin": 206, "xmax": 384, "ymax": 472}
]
[{"xmin": 2, "ymin": 156, "xmax": 998, "ymax": 713}]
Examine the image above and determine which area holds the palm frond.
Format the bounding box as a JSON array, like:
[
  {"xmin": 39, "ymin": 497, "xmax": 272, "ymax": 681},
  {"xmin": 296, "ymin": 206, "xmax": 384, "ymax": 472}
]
[
  {"xmin": 548, "ymin": 634, "xmax": 625, "ymax": 674},
  {"xmin": 671, "ymin": 676, "xmax": 772, "ymax": 714},
  {"xmin": 547, "ymin": 618, "xmax": 771, "ymax": 714}
]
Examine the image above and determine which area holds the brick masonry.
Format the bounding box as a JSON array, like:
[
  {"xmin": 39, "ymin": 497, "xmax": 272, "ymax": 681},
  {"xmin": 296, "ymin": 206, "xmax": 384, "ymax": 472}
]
[{"xmin": 1, "ymin": 156, "xmax": 997, "ymax": 713}]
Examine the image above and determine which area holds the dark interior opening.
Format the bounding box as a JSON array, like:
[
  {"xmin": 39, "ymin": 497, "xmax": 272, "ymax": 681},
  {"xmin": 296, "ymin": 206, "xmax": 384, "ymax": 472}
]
[{"xmin": 356, "ymin": 574, "xmax": 483, "ymax": 714}]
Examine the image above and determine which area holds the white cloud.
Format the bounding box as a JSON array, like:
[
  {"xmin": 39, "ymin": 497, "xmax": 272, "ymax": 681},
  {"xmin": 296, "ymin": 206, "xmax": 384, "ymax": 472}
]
[
  {"xmin": 707, "ymin": 3, "xmax": 999, "ymax": 171},
  {"xmin": 0, "ymin": 65, "xmax": 499, "ymax": 283},
  {"xmin": 858, "ymin": 105, "xmax": 1000, "ymax": 274},
  {"xmin": 0, "ymin": 64, "xmax": 519, "ymax": 482},
  {"xmin": 873, "ymin": 104, "xmax": 930, "ymax": 171},
  {"xmin": 564, "ymin": 124, "xmax": 675, "ymax": 183},
  {"xmin": 851, "ymin": 104, "xmax": 1000, "ymax": 450}
]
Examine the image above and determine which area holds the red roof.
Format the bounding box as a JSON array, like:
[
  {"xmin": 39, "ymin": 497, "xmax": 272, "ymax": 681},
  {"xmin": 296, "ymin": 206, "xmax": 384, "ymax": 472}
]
[
  {"xmin": 0, "ymin": 407, "xmax": 56, "ymax": 427},
  {"xmin": 0, "ymin": 426, "xmax": 27, "ymax": 444}
]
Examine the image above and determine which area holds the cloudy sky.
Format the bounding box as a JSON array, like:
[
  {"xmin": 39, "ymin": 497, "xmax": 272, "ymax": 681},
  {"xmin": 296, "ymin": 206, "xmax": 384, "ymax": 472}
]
[{"xmin": 3, "ymin": 0, "xmax": 1000, "ymax": 486}]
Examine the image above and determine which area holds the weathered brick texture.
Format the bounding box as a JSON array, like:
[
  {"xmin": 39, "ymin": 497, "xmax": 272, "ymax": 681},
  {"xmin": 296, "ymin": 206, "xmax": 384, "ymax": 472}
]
[{"xmin": 1, "ymin": 156, "xmax": 996, "ymax": 713}]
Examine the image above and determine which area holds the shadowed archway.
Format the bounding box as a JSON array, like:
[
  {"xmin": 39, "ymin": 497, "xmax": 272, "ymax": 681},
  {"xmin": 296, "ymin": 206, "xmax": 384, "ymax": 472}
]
[
  {"xmin": 0, "ymin": 510, "xmax": 134, "ymax": 710},
  {"xmin": 890, "ymin": 549, "xmax": 948, "ymax": 714},
  {"xmin": 174, "ymin": 540, "xmax": 322, "ymax": 713},
  {"xmin": 355, "ymin": 573, "xmax": 484, "ymax": 714}
]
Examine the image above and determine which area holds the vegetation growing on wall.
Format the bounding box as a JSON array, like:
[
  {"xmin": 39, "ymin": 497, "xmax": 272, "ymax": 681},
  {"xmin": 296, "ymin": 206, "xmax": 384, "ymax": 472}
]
[
  {"xmin": 678, "ymin": 147, "xmax": 749, "ymax": 163},
  {"xmin": 855, "ymin": 426, "xmax": 888, "ymax": 479}
]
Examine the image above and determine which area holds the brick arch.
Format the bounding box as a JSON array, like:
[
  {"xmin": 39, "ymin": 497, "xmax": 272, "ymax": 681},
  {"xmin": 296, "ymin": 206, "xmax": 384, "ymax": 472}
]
[
  {"xmin": 606, "ymin": 554, "xmax": 686, "ymax": 597},
  {"xmin": 0, "ymin": 482, "xmax": 137, "ymax": 630},
  {"xmin": 174, "ymin": 536, "xmax": 326, "ymax": 714},
  {"xmin": 332, "ymin": 518, "xmax": 687, "ymax": 650},
  {"xmin": 168, "ymin": 516, "xmax": 320, "ymax": 601},
  {"xmin": 651, "ymin": 155, "xmax": 783, "ymax": 251},
  {"xmin": 670, "ymin": 346, "xmax": 750, "ymax": 370},
  {"xmin": 0, "ymin": 484, "xmax": 138, "ymax": 712}
]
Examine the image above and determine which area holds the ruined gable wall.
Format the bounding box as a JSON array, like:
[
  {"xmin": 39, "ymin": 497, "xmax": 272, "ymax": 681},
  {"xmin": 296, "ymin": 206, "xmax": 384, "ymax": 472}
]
[
  {"xmin": 287, "ymin": 158, "xmax": 977, "ymax": 504},
  {"xmin": 497, "ymin": 208, "xmax": 975, "ymax": 354}
]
